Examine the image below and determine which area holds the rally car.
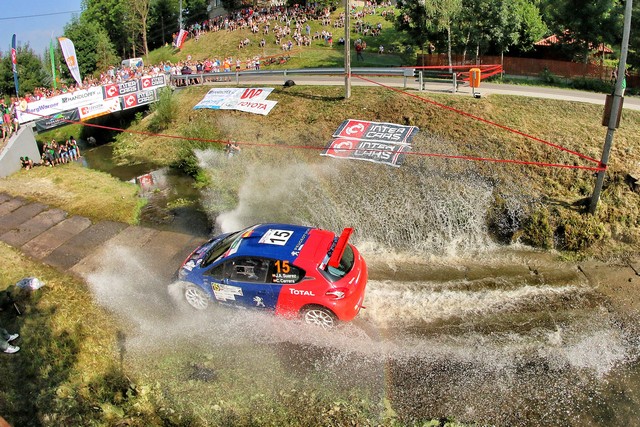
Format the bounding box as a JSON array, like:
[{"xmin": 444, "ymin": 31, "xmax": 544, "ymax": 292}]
[{"xmin": 176, "ymin": 223, "xmax": 368, "ymax": 329}]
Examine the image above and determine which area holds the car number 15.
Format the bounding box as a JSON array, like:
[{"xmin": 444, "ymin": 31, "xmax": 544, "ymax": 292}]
[{"xmin": 259, "ymin": 229, "xmax": 293, "ymax": 246}]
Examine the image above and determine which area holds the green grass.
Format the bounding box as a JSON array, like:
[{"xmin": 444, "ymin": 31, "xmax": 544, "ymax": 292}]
[
  {"xmin": 0, "ymin": 162, "xmax": 145, "ymax": 224},
  {"xmin": 145, "ymin": 5, "xmax": 409, "ymax": 68}
]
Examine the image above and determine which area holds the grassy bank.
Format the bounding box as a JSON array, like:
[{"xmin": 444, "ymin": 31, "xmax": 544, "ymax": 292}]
[
  {"xmin": 108, "ymin": 84, "xmax": 640, "ymax": 258},
  {"xmin": 0, "ymin": 162, "xmax": 145, "ymax": 224}
]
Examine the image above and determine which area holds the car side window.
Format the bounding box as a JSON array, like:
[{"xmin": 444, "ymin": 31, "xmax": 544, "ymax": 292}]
[
  {"xmin": 205, "ymin": 263, "xmax": 226, "ymax": 280},
  {"xmin": 228, "ymin": 257, "xmax": 270, "ymax": 283}
]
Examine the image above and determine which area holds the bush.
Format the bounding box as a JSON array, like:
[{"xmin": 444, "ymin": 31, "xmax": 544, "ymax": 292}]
[
  {"xmin": 554, "ymin": 210, "xmax": 608, "ymax": 251},
  {"xmin": 570, "ymin": 77, "xmax": 614, "ymax": 93},
  {"xmin": 520, "ymin": 207, "xmax": 554, "ymax": 249},
  {"xmin": 147, "ymin": 87, "xmax": 178, "ymax": 133},
  {"xmin": 539, "ymin": 67, "xmax": 560, "ymax": 85}
]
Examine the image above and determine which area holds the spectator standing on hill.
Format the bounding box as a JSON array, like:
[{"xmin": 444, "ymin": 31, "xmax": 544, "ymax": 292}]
[{"xmin": 356, "ymin": 42, "xmax": 364, "ymax": 60}]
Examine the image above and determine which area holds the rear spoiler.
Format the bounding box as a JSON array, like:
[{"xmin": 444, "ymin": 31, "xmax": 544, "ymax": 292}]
[{"xmin": 327, "ymin": 228, "xmax": 354, "ymax": 268}]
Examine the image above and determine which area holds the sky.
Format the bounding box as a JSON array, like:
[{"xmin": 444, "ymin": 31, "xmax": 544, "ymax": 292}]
[{"xmin": 0, "ymin": 0, "xmax": 83, "ymax": 56}]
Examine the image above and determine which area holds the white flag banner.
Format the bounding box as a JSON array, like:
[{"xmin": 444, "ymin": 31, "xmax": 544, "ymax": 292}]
[{"xmin": 58, "ymin": 37, "xmax": 82, "ymax": 86}]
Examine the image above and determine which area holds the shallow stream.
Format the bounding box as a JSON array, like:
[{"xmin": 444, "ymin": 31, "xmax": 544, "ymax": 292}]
[{"xmin": 80, "ymin": 142, "xmax": 640, "ymax": 425}]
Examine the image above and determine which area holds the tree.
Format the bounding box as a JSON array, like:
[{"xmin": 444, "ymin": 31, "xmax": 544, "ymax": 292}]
[
  {"xmin": 82, "ymin": 0, "xmax": 130, "ymax": 58},
  {"xmin": 129, "ymin": 0, "xmax": 152, "ymax": 56},
  {"xmin": 456, "ymin": 0, "xmax": 545, "ymax": 65},
  {"xmin": 429, "ymin": 0, "xmax": 463, "ymax": 70},
  {"xmin": 395, "ymin": 0, "xmax": 432, "ymax": 62},
  {"xmin": 63, "ymin": 16, "xmax": 116, "ymax": 79},
  {"xmin": 625, "ymin": 0, "xmax": 639, "ymax": 70},
  {"xmin": 0, "ymin": 44, "xmax": 48, "ymax": 97},
  {"xmin": 543, "ymin": 0, "xmax": 622, "ymax": 63},
  {"xmin": 149, "ymin": 0, "xmax": 180, "ymax": 49}
]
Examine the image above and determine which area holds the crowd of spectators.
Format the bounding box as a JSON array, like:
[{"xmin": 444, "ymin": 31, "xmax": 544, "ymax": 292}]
[
  {"xmin": 20, "ymin": 136, "xmax": 81, "ymax": 171},
  {"xmin": 16, "ymin": 2, "xmax": 394, "ymax": 105}
]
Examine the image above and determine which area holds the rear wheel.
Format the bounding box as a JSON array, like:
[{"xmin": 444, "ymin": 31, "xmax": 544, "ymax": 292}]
[
  {"xmin": 302, "ymin": 306, "xmax": 337, "ymax": 329},
  {"xmin": 184, "ymin": 284, "xmax": 210, "ymax": 310}
]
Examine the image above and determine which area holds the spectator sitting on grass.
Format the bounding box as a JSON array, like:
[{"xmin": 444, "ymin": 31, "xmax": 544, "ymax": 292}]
[{"xmin": 19, "ymin": 157, "xmax": 33, "ymax": 170}]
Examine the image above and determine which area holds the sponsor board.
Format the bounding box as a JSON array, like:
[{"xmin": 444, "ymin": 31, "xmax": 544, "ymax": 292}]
[
  {"xmin": 19, "ymin": 75, "xmax": 166, "ymax": 124},
  {"xmin": 59, "ymin": 87, "xmax": 104, "ymax": 110},
  {"xmin": 104, "ymin": 79, "xmax": 140, "ymax": 99},
  {"xmin": 333, "ymin": 119, "xmax": 419, "ymax": 144},
  {"xmin": 121, "ymin": 89, "xmax": 157, "ymax": 110},
  {"xmin": 34, "ymin": 109, "xmax": 79, "ymax": 132},
  {"xmin": 321, "ymin": 138, "xmax": 413, "ymax": 167},
  {"xmin": 223, "ymin": 99, "xmax": 277, "ymax": 116},
  {"xmin": 79, "ymin": 98, "xmax": 121, "ymax": 120},
  {"xmin": 193, "ymin": 87, "xmax": 276, "ymax": 115},
  {"xmin": 140, "ymin": 74, "xmax": 166, "ymax": 90}
]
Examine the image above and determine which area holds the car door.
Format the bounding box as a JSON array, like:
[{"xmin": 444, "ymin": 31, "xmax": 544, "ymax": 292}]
[{"xmin": 221, "ymin": 256, "xmax": 278, "ymax": 310}]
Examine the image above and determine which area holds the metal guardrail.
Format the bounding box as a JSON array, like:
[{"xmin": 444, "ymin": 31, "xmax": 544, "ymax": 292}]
[{"xmin": 170, "ymin": 67, "xmax": 418, "ymax": 88}]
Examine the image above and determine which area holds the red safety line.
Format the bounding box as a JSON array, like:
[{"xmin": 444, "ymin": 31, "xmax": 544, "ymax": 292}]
[
  {"xmin": 353, "ymin": 74, "xmax": 602, "ymax": 165},
  {"xmin": 27, "ymin": 108, "xmax": 604, "ymax": 172}
]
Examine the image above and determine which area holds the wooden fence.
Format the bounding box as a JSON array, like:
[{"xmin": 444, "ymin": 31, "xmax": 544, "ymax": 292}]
[{"xmin": 417, "ymin": 54, "xmax": 639, "ymax": 88}]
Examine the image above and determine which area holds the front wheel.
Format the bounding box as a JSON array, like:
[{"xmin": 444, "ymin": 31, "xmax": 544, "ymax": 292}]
[
  {"xmin": 302, "ymin": 306, "xmax": 337, "ymax": 329},
  {"xmin": 184, "ymin": 284, "xmax": 210, "ymax": 310}
]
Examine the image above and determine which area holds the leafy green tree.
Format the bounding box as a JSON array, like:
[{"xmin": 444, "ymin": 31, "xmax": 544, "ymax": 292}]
[
  {"xmin": 429, "ymin": 0, "xmax": 463, "ymax": 69},
  {"xmin": 149, "ymin": 0, "xmax": 180, "ymax": 48},
  {"xmin": 395, "ymin": 0, "xmax": 432, "ymax": 62},
  {"xmin": 626, "ymin": 0, "xmax": 639, "ymax": 70},
  {"xmin": 129, "ymin": 0, "xmax": 152, "ymax": 56},
  {"xmin": 542, "ymin": 0, "xmax": 622, "ymax": 63},
  {"xmin": 63, "ymin": 16, "xmax": 116, "ymax": 79},
  {"xmin": 0, "ymin": 44, "xmax": 48, "ymax": 97},
  {"xmin": 456, "ymin": 0, "xmax": 545, "ymax": 64},
  {"xmin": 82, "ymin": 0, "xmax": 130, "ymax": 58},
  {"xmin": 182, "ymin": 0, "xmax": 210, "ymax": 25}
]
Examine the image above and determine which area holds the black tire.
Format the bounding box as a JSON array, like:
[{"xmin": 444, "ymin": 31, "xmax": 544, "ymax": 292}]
[{"xmin": 301, "ymin": 306, "xmax": 337, "ymax": 329}]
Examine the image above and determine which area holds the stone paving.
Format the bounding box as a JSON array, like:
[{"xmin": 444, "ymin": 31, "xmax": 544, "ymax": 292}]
[{"xmin": 0, "ymin": 192, "xmax": 206, "ymax": 281}]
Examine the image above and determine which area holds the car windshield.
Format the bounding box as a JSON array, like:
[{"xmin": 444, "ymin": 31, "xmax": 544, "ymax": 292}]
[
  {"xmin": 325, "ymin": 244, "xmax": 355, "ymax": 280},
  {"xmin": 202, "ymin": 229, "xmax": 246, "ymax": 267}
]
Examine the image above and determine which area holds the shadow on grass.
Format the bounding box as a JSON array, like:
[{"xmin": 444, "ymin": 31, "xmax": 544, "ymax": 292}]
[{"xmin": 0, "ymin": 290, "xmax": 78, "ymax": 427}]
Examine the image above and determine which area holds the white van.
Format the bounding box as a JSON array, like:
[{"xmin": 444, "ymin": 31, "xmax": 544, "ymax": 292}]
[{"xmin": 121, "ymin": 58, "xmax": 144, "ymax": 69}]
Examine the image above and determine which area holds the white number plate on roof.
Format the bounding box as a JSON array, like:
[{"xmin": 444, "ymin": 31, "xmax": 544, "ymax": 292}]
[{"xmin": 259, "ymin": 229, "xmax": 293, "ymax": 246}]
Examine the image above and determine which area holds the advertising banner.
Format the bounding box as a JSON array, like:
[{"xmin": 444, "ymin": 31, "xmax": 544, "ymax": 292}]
[
  {"xmin": 333, "ymin": 119, "xmax": 419, "ymax": 144},
  {"xmin": 229, "ymin": 99, "xmax": 278, "ymax": 116},
  {"xmin": 193, "ymin": 87, "xmax": 276, "ymax": 115},
  {"xmin": 11, "ymin": 34, "xmax": 18, "ymax": 95},
  {"xmin": 34, "ymin": 109, "xmax": 79, "ymax": 132},
  {"xmin": 103, "ymin": 80, "xmax": 140, "ymax": 99},
  {"xmin": 321, "ymin": 119, "xmax": 420, "ymax": 167},
  {"xmin": 140, "ymin": 74, "xmax": 166, "ymax": 90},
  {"xmin": 321, "ymin": 138, "xmax": 412, "ymax": 167},
  {"xmin": 121, "ymin": 89, "xmax": 157, "ymax": 110},
  {"xmin": 59, "ymin": 86, "xmax": 104, "ymax": 110},
  {"xmin": 79, "ymin": 98, "xmax": 121, "ymax": 120}
]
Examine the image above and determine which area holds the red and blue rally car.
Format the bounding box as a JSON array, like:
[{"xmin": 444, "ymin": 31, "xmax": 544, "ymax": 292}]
[{"xmin": 176, "ymin": 223, "xmax": 368, "ymax": 328}]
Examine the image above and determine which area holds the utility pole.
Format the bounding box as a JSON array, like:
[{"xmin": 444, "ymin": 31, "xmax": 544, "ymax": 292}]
[
  {"xmin": 344, "ymin": 0, "xmax": 351, "ymax": 99},
  {"xmin": 589, "ymin": 0, "xmax": 633, "ymax": 214}
]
